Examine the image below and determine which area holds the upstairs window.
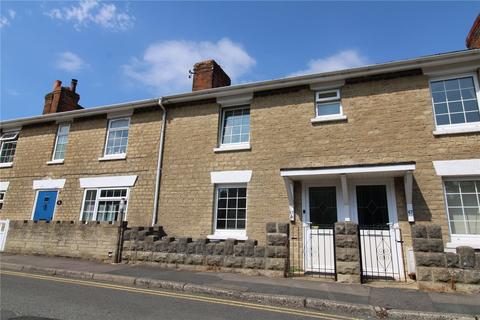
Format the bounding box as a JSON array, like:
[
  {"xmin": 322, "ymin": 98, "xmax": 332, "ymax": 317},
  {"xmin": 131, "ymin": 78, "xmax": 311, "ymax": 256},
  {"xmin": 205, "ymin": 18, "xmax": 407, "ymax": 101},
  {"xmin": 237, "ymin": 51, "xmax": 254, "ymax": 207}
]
[
  {"xmin": 314, "ymin": 89, "xmax": 344, "ymax": 120},
  {"xmin": 430, "ymin": 75, "xmax": 480, "ymax": 127},
  {"xmin": 0, "ymin": 131, "xmax": 19, "ymax": 165},
  {"xmin": 220, "ymin": 106, "xmax": 250, "ymax": 146},
  {"xmin": 104, "ymin": 118, "xmax": 130, "ymax": 157},
  {"xmin": 52, "ymin": 123, "xmax": 70, "ymax": 161}
]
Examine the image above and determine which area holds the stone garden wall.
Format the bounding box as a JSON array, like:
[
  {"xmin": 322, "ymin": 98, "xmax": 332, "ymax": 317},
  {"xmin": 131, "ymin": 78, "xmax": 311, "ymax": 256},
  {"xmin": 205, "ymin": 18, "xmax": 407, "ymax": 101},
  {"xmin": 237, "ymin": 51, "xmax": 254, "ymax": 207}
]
[
  {"xmin": 334, "ymin": 222, "xmax": 361, "ymax": 283},
  {"xmin": 121, "ymin": 222, "xmax": 289, "ymax": 277},
  {"xmin": 4, "ymin": 220, "xmax": 124, "ymax": 262},
  {"xmin": 412, "ymin": 224, "xmax": 480, "ymax": 293}
]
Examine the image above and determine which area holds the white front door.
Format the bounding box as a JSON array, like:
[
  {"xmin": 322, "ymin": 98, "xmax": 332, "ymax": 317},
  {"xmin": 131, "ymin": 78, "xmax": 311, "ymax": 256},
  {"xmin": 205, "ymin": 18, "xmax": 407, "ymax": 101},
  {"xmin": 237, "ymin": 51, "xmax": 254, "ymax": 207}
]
[{"xmin": 303, "ymin": 184, "xmax": 338, "ymax": 274}]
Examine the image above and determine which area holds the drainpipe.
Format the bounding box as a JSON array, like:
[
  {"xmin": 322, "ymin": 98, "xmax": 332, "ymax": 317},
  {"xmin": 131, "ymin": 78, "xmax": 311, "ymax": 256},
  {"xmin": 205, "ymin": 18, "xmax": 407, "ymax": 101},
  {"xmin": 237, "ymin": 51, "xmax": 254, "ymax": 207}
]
[{"xmin": 151, "ymin": 98, "xmax": 167, "ymax": 226}]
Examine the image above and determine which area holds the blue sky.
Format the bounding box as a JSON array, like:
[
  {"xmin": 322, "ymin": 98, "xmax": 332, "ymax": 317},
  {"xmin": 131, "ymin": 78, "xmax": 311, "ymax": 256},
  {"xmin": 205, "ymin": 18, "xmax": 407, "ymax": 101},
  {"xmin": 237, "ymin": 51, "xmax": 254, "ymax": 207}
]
[{"xmin": 1, "ymin": 1, "xmax": 478, "ymax": 120}]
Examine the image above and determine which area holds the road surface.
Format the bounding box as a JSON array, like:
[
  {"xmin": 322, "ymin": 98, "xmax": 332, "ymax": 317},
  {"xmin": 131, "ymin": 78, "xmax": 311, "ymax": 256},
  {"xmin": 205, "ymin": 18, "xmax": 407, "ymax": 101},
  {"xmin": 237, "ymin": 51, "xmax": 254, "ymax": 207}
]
[{"xmin": 0, "ymin": 271, "xmax": 362, "ymax": 320}]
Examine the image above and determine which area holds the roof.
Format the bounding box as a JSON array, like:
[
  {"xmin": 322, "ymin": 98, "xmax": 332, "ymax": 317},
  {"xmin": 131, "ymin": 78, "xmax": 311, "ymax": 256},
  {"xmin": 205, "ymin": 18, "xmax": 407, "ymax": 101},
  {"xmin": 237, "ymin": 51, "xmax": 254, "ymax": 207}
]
[{"xmin": 1, "ymin": 48, "xmax": 479, "ymax": 130}]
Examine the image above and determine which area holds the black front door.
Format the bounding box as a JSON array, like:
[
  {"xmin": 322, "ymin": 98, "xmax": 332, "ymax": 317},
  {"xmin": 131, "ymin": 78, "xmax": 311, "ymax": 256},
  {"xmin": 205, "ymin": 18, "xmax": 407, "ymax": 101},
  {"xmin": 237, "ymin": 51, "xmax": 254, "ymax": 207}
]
[
  {"xmin": 356, "ymin": 185, "xmax": 389, "ymax": 227},
  {"xmin": 308, "ymin": 187, "xmax": 337, "ymax": 227}
]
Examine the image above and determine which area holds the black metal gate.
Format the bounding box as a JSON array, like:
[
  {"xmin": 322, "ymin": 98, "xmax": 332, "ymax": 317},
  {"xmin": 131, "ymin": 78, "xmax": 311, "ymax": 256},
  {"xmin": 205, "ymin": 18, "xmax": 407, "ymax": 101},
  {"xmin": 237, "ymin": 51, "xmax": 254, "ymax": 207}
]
[
  {"xmin": 289, "ymin": 224, "xmax": 336, "ymax": 279},
  {"xmin": 359, "ymin": 225, "xmax": 405, "ymax": 282}
]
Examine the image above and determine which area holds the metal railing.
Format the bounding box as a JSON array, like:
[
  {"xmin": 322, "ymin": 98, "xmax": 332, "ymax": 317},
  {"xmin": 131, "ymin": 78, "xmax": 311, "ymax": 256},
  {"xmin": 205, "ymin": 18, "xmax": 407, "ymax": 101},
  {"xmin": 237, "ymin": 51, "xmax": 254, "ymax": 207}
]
[
  {"xmin": 289, "ymin": 224, "xmax": 336, "ymax": 279},
  {"xmin": 359, "ymin": 224, "xmax": 405, "ymax": 282}
]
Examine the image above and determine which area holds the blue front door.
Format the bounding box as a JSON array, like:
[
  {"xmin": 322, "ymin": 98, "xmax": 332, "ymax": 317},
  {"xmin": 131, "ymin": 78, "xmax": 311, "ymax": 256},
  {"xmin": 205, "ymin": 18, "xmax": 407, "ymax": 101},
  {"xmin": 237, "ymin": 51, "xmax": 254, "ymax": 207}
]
[{"xmin": 33, "ymin": 191, "xmax": 58, "ymax": 221}]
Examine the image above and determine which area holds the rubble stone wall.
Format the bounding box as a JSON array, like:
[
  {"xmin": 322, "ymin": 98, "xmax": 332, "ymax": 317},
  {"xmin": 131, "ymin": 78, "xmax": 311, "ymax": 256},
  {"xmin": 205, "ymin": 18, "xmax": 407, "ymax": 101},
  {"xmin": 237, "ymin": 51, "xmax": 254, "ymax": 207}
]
[
  {"xmin": 121, "ymin": 222, "xmax": 289, "ymax": 277},
  {"xmin": 412, "ymin": 224, "xmax": 480, "ymax": 293}
]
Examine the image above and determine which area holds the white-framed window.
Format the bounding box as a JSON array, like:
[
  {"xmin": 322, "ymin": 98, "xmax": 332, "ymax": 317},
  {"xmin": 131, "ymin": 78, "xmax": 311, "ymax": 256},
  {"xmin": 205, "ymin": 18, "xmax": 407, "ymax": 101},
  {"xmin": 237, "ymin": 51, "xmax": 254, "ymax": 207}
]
[
  {"xmin": 430, "ymin": 74, "xmax": 480, "ymax": 132},
  {"xmin": 0, "ymin": 191, "xmax": 5, "ymax": 210},
  {"xmin": 0, "ymin": 131, "xmax": 19, "ymax": 165},
  {"xmin": 443, "ymin": 179, "xmax": 480, "ymax": 238},
  {"xmin": 52, "ymin": 123, "xmax": 70, "ymax": 161},
  {"xmin": 104, "ymin": 118, "xmax": 130, "ymax": 157},
  {"xmin": 213, "ymin": 184, "xmax": 247, "ymax": 237},
  {"xmin": 220, "ymin": 106, "xmax": 250, "ymax": 146},
  {"xmin": 80, "ymin": 188, "xmax": 129, "ymax": 222},
  {"xmin": 315, "ymin": 89, "xmax": 342, "ymax": 117}
]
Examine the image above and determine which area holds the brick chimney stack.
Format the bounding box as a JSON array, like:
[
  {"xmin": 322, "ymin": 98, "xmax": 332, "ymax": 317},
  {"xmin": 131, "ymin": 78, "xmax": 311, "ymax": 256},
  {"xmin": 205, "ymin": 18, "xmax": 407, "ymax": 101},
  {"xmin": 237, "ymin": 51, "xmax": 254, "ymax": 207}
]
[
  {"xmin": 43, "ymin": 79, "xmax": 83, "ymax": 115},
  {"xmin": 192, "ymin": 60, "xmax": 231, "ymax": 91},
  {"xmin": 466, "ymin": 14, "xmax": 480, "ymax": 49}
]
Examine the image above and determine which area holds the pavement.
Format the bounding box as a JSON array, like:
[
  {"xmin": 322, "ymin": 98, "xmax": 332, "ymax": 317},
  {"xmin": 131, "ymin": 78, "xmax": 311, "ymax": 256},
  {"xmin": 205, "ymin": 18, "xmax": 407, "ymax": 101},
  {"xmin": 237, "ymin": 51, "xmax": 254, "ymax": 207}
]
[{"xmin": 1, "ymin": 254, "xmax": 479, "ymax": 320}]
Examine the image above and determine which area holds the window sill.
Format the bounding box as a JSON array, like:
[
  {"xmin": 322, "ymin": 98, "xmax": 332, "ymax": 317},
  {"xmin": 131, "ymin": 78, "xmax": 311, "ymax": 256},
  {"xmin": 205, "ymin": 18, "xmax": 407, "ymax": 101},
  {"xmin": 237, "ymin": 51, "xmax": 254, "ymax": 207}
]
[
  {"xmin": 47, "ymin": 159, "xmax": 64, "ymax": 165},
  {"xmin": 310, "ymin": 114, "xmax": 347, "ymax": 123},
  {"xmin": 213, "ymin": 143, "xmax": 251, "ymax": 153},
  {"xmin": 98, "ymin": 154, "xmax": 127, "ymax": 161},
  {"xmin": 207, "ymin": 233, "xmax": 248, "ymax": 241},
  {"xmin": 445, "ymin": 239, "xmax": 480, "ymax": 252},
  {"xmin": 0, "ymin": 162, "xmax": 13, "ymax": 168},
  {"xmin": 433, "ymin": 124, "xmax": 480, "ymax": 136}
]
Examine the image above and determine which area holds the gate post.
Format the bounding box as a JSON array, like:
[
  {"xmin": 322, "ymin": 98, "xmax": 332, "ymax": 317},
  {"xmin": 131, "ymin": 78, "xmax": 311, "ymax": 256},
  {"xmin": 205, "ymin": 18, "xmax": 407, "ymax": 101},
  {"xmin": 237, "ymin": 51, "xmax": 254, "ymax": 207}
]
[{"xmin": 334, "ymin": 222, "xmax": 361, "ymax": 283}]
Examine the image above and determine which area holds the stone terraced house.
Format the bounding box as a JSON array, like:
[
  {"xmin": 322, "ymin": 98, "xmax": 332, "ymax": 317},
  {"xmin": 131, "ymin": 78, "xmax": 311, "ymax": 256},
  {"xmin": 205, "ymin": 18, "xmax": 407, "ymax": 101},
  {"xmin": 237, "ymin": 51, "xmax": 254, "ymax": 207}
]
[{"xmin": 1, "ymin": 16, "xmax": 479, "ymax": 284}]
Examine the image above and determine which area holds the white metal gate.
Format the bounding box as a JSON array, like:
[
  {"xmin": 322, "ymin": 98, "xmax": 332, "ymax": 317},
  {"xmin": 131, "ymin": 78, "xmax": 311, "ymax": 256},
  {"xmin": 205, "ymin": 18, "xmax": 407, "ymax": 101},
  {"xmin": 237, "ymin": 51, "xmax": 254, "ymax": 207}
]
[
  {"xmin": 359, "ymin": 225, "xmax": 405, "ymax": 281},
  {"xmin": 304, "ymin": 225, "xmax": 335, "ymax": 276},
  {"xmin": 0, "ymin": 219, "xmax": 10, "ymax": 251}
]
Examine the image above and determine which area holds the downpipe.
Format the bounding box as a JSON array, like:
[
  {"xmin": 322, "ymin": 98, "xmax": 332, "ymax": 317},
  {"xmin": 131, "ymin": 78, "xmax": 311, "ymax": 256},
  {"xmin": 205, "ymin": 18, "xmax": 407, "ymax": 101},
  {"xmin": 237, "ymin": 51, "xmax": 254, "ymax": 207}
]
[{"xmin": 151, "ymin": 99, "xmax": 166, "ymax": 226}]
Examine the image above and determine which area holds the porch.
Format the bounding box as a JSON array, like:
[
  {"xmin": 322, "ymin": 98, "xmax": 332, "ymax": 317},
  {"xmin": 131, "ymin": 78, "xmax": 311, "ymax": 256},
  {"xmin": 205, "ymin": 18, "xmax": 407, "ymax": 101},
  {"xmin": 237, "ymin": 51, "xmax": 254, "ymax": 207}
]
[{"xmin": 281, "ymin": 162, "xmax": 416, "ymax": 283}]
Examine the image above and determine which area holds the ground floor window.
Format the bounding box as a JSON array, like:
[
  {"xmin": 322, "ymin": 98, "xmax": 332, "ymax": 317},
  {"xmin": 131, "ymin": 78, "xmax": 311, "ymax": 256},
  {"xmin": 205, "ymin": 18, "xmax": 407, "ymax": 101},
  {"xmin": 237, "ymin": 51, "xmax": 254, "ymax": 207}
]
[
  {"xmin": 0, "ymin": 191, "xmax": 5, "ymax": 210},
  {"xmin": 444, "ymin": 179, "xmax": 480, "ymax": 235},
  {"xmin": 215, "ymin": 185, "xmax": 247, "ymax": 233},
  {"xmin": 81, "ymin": 188, "xmax": 129, "ymax": 222}
]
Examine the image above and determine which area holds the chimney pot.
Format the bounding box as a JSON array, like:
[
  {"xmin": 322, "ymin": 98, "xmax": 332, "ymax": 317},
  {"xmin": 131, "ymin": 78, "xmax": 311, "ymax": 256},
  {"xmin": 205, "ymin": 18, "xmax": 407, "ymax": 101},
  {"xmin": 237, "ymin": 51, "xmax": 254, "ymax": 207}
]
[
  {"xmin": 70, "ymin": 79, "xmax": 78, "ymax": 93},
  {"xmin": 43, "ymin": 79, "xmax": 83, "ymax": 115},
  {"xmin": 192, "ymin": 59, "xmax": 231, "ymax": 91},
  {"xmin": 54, "ymin": 80, "xmax": 62, "ymax": 90},
  {"xmin": 466, "ymin": 14, "xmax": 480, "ymax": 49}
]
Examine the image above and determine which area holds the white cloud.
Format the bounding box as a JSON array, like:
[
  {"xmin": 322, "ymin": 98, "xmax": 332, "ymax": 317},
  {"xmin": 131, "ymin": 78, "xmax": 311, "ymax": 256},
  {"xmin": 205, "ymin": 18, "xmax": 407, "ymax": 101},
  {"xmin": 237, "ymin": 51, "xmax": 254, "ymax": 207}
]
[
  {"xmin": 123, "ymin": 38, "xmax": 256, "ymax": 94},
  {"xmin": 56, "ymin": 51, "xmax": 87, "ymax": 72},
  {"xmin": 46, "ymin": 0, "xmax": 134, "ymax": 31},
  {"xmin": 290, "ymin": 50, "xmax": 369, "ymax": 76},
  {"xmin": 0, "ymin": 9, "xmax": 16, "ymax": 28},
  {"xmin": 6, "ymin": 89, "xmax": 19, "ymax": 96}
]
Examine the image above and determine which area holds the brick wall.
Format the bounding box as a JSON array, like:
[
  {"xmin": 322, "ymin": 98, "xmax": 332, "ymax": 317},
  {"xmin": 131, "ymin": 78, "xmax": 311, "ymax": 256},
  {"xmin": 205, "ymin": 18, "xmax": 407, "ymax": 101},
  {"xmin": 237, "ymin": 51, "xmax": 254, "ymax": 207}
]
[
  {"xmin": 412, "ymin": 224, "xmax": 480, "ymax": 293},
  {"xmin": 158, "ymin": 74, "xmax": 480, "ymax": 245},
  {"xmin": 4, "ymin": 220, "xmax": 124, "ymax": 262},
  {"xmin": 0, "ymin": 107, "xmax": 162, "ymax": 226}
]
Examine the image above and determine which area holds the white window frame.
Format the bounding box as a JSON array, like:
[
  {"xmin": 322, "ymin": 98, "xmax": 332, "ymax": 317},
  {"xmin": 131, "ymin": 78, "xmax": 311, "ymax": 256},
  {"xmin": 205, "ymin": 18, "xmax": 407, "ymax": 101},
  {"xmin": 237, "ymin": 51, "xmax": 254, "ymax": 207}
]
[
  {"xmin": 429, "ymin": 73, "xmax": 480, "ymax": 136},
  {"xmin": 100, "ymin": 117, "xmax": 130, "ymax": 160},
  {"xmin": 209, "ymin": 183, "xmax": 248, "ymax": 240},
  {"xmin": 0, "ymin": 131, "xmax": 19, "ymax": 167},
  {"xmin": 0, "ymin": 191, "xmax": 5, "ymax": 210},
  {"xmin": 49, "ymin": 123, "xmax": 70, "ymax": 164},
  {"xmin": 442, "ymin": 177, "xmax": 480, "ymax": 249},
  {"xmin": 214, "ymin": 106, "xmax": 251, "ymax": 152},
  {"xmin": 79, "ymin": 187, "xmax": 130, "ymax": 222},
  {"xmin": 311, "ymin": 89, "xmax": 347, "ymax": 123}
]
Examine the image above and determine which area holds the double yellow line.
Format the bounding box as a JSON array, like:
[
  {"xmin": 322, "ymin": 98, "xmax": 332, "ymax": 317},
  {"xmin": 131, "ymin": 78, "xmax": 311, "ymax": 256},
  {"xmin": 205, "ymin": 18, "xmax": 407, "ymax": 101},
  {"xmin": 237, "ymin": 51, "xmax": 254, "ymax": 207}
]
[{"xmin": 1, "ymin": 270, "xmax": 361, "ymax": 320}]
